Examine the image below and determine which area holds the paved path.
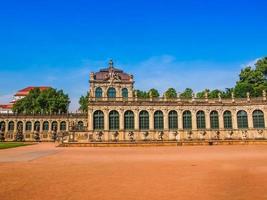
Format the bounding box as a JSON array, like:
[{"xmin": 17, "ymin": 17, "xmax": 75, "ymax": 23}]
[
  {"xmin": 1, "ymin": 143, "xmax": 267, "ymax": 200},
  {"xmin": 0, "ymin": 143, "xmax": 59, "ymax": 162}
]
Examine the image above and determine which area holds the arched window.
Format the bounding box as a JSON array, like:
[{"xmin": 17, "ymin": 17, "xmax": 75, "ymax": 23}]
[
  {"xmin": 17, "ymin": 121, "xmax": 23, "ymax": 131},
  {"xmin": 43, "ymin": 121, "xmax": 49, "ymax": 131},
  {"xmin": 60, "ymin": 121, "xmax": 66, "ymax": 131},
  {"xmin": 109, "ymin": 110, "xmax": 119, "ymax": 130},
  {"xmin": 34, "ymin": 121, "xmax": 40, "ymax": 131},
  {"xmin": 122, "ymin": 88, "xmax": 128, "ymax": 98},
  {"xmin": 168, "ymin": 110, "xmax": 178, "ymax": 130},
  {"xmin": 95, "ymin": 87, "xmax": 103, "ymax": 98},
  {"xmin": 25, "ymin": 121, "xmax": 32, "ymax": 131},
  {"xmin": 196, "ymin": 111, "xmax": 205, "ymax": 129},
  {"xmin": 237, "ymin": 110, "xmax": 248, "ymax": 129},
  {"xmin": 183, "ymin": 111, "xmax": 192, "ymax": 129},
  {"xmin": 94, "ymin": 111, "xmax": 104, "ymax": 130},
  {"xmin": 223, "ymin": 111, "xmax": 232, "ymax": 129},
  {"xmin": 253, "ymin": 110, "xmax": 265, "ymax": 128},
  {"xmin": 124, "ymin": 110, "xmax": 134, "ymax": 130},
  {"xmin": 107, "ymin": 87, "xmax": 116, "ymax": 98},
  {"xmin": 8, "ymin": 121, "xmax": 14, "ymax": 131},
  {"xmin": 78, "ymin": 121, "xmax": 84, "ymax": 130},
  {"xmin": 52, "ymin": 121, "xmax": 58, "ymax": 131},
  {"xmin": 0, "ymin": 121, "xmax": 5, "ymax": 131},
  {"xmin": 210, "ymin": 111, "xmax": 219, "ymax": 129},
  {"xmin": 154, "ymin": 110, "xmax": 164, "ymax": 130},
  {"xmin": 139, "ymin": 110, "xmax": 149, "ymax": 130}
]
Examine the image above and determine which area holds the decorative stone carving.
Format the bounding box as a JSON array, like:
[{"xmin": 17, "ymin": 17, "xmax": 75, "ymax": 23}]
[
  {"xmin": 96, "ymin": 131, "xmax": 103, "ymax": 141},
  {"xmin": 128, "ymin": 131, "xmax": 134, "ymax": 142},
  {"xmin": 158, "ymin": 131, "xmax": 164, "ymax": 140}
]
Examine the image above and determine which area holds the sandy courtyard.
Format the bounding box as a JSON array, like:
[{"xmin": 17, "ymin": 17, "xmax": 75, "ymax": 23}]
[{"xmin": 0, "ymin": 143, "xmax": 267, "ymax": 200}]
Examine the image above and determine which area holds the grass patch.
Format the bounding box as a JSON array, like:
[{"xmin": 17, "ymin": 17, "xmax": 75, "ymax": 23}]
[{"xmin": 0, "ymin": 142, "xmax": 33, "ymax": 150}]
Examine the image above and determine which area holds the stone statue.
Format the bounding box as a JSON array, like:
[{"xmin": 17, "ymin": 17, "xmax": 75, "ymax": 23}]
[
  {"xmin": 33, "ymin": 124, "xmax": 40, "ymax": 142},
  {"xmin": 0, "ymin": 125, "xmax": 5, "ymax": 142},
  {"xmin": 128, "ymin": 131, "xmax": 134, "ymax": 142},
  {"xmin": 143, "ymin": 131, "xmax": 149, "ymax": 140},
  {"xmin": 158, "ymin": 131, "xmax": 164, "ymax": 141},
  {"xmin": 51, "ymin": 125, "xmax": 58, "ymax": 142},
  {"xmin": 96, "ymin": 131, "xmax": 103, "ymax": 141},
  {"xmin": 112, "ymin": 131, "xmax": 119, "ymax": 141},
  {"xmin": 15, "ymin": 123, "xmax": 24, "ymax": 142}
]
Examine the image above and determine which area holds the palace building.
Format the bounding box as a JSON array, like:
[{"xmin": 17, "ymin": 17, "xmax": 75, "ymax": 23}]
[{"xmin": 0, "ymin": 60, "xmax": 267, "ymax": 142}]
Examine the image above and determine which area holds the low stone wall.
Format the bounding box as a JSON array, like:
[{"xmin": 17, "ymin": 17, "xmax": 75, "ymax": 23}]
[{"xmin": 58, "ymin": 139, "xmax": 267, "ymax": 147}]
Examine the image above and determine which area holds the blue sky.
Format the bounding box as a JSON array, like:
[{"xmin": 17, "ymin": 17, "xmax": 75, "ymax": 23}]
[{"xmin": 0, "ymin": 0, "xmax": 267, "ymax": 111}]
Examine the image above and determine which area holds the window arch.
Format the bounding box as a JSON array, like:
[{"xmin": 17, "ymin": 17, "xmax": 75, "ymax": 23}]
[
  {"xmin": 237, "ymin": 110, "xmax": 248, "ymax": 129},
  {"xmin": 168, "ymin": 110, "xmax": 178, "ymax": 130},
  {"xmin": 34, "ymin": 121, "xmax": 40, "ymax": 131},
  {"xmin": 122, "ymin": 88, "xmax": 128, "ymax": 98},
  {"xmin": 25, "ymin": 121, "xmax": 32, "ymax": 131},
  {"xmin": 183, "ymin": 111, "xmax": 192, "ymax": 129},
  {"xmin": 43, "ymin": 121, "xmax": 49, "ymax": 131},
  {"xmin": 0, "ymin": 121, "xmax": 5, "ymax": 131},
  {"xmin": 107, "ymin": 87, "xmax": 116, "ymax": 98},
  {"xmin": 210, "ymin": 111, "xmax": 219, "ymax": 129},
  {"xmin": 253, "ymin": 110, "xmax": 265, "ymax": 128},
  {"xmin": 95, "ymin": 87, "xmax": 103, "ymax": 98},
  {"xmin": 223, "ymin": 111, "xmax": 232, "ymax": 129},
  {"xmin": 109, "ymin": 110, "xmax": 119, "ymax": 130},
  {"xmin": 196, "ymin": 111, "xmax": 205, "ymax": 129},
  {"xmin": 60, "ymin": 121, "xmax": 66, "ymax": 131},
  {"xmin": 52, "ymin": 121, "xmax": 58, "ymax": 131},
  {"xmin": 78, "ymin": 121, "xmax": 84, "ymax": 130},
  {"xmin": 8, "ymin": 121, "xmax": 14, "ymax": 131},
  {"xmin": 139, "ymin": 110, "xmax": 149, "ymax": 130},
  {"xmin": 17, "ymin": 121, "xmax": 23, "ymax": 131},
  {"xmin": 124, "ymin": 110, "xmax": 134, "ymax": 130},
  {"xmin": 154, "ymin": 110, "xmax": 164, "ymax": 130},
  {"xmin": 94, "ymin": 111, "xmax": 104, "ymax": 130}
]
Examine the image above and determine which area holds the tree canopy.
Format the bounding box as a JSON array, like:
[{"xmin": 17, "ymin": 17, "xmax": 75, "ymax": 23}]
[
  {"xmin": 79, "ymin": 92, "xmax": 89, "ymax": 113},
  {"xmin": 13, "ymin": 88, "xmax": 70, "ymax": 114},
  {"xmin": 180, "ymin": 88, "xmax": 193, "ymax": 98},
  {"xmin": 164, "ymin": 88, "xmax": 177, "ymax": 99}
]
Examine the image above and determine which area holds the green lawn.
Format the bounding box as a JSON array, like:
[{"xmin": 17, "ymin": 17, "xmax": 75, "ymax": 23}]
[{"xmin": 0, "ymin": 142, "xmax": 32, "ymax": 150}]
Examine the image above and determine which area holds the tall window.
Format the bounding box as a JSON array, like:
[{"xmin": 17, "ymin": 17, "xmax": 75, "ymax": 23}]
[
  {"xmin": 34, "ymin": 121, "xmax": 40, "ymax": 131},
  {"xmin": 17, "ymin": 121, "xmax": 23, "ymax": 131},
  {"xmin": 93, "ymin": 111, "xmax": 104, "ymax": 130},
  {"xmin": 78, "ymin": 121, "xmax": 84, "ymax": 130},
  {"xmin": 237, "ymin": 110, "xmax": 248, "ymax": 129},
  {"xmin": 122, "ymin": 88, "xmax": 128, "ymax": 98},
  {"xmin": 223, "ymin": 111, "xmax": 232, "ymax": 129},
  {"xmin": 196, "ymin": 111, "xmax": 205, "ymax": 129},
  {"xmin": 210, "ymin": 111, "xmax": 219, "ymax": 129},
  {"xmin": 43, "ymin": 121, "xmax": 49, "ymax": 131},
  {"xmin": 109, "ymin": 110, "xmax": 119, "ymax": 130},
  {"xmin": 60, "ymin": 121, "xmax": 66, "ymax": 131},
  {"xmin": 0, "ymin": 121, "xmax": 5, "ymax": 131},
  {"xmin": 183, "ymin": 111, "xmax": 192, "ymax": 129},
  {"xmin": 154, "ymin": 110, "xmax": 164, "ymax": 130},
  {"xmin": 26, "ymin": 121, "xmax": 32, "ymax": 131},
  {"xmin": 168, "ymin": 110, "xmax": 178, "ymax": 130},
  {"xmin": 52, "ymin": 121, "xmax": 58, "ymax": 131},
  {"xmin": 95, "ymin": 87, "xmax": 103, "ymax": 98},
  {"xmin": 124, "ymin": 110, "xmax": 134, "ymax": 130},
  {"xmin": 8, "ymin": 121, "xmax": 14, "ymax": 131},
  {"xmin": 139, "ymin": 110, "xmax": 149, "ymax": 130},
  {"xmin": 253, "ymin": 110, "xmax": 265, "ymax": 128},
  {"xmin": 107, "ymin": 87, "xmax": 116, "ymax": 98}
]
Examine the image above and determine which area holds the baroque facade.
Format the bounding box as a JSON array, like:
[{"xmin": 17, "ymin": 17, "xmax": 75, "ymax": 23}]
[{"xmin": 0, "ymin": 60, "xmax": 267, "ymax": 142}]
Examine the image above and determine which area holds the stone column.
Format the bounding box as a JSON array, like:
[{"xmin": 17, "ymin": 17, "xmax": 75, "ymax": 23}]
[
  {"xmin": 31, "ymin": 120, "xmax": 35, "ymax": 132},
  {"xmin": 178, "ymin": 110, "xmax": 183, "ymax": 129},
  {"xmin": 48, "ymin": 120, "xmax": 52, "ymax": 132},
  {"xmin": 247, "ymin": 110, "xmax": 253, "ymax": 129},
  {"xmin": 219, "ymin": 111, "xmax": 224, "ymax": 129},
  {"xmin": 5, "ymin": 120, "xmax": 8, "ymax": 133},
  {"xmin": 119, "ymin": 109, "xmax": 124, "ymax": 131},
  {"xmin": 14, "ymin": 120, "xmax": 17, "ymax": 133},
  {"xmin": 191, "ymin": 110, "xmax": 197, "ymax": 130},
  {"xmin": 134, "ymin": 109, "xmax": 139, "ymax": 131},
  {"xmin": 232, "ymin": 110, "xmax": 238, "ymax": 129},
  {"xmin": 23, "ymin": 120, "xmax": 26, "ymax": 133},
  {"xmin": 149, "ymin": 109, "xmax": 154, "ymax": 130},
  {"xmin": 163, "ymin": 109, "xmax": 168, "ymax": 130},
  {"xmin": 205, "ymin": 111, "xmax": 211, "ymax": 130},
  {"xmin": 104, "ymin": 109, "xmax": 109, "ymax": 131},
  {"xmin": 88, "ymin": 109, "xmax": 93, "ymax": 131},
  {"xmin": 40, "ymin": 120, "xmax": 43, "ymax": 133}
]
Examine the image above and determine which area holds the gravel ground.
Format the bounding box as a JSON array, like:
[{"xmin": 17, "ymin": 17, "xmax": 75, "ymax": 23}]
[{"xmin": 0, "ymin": 143, "xmax": 267, "ymax": 200}]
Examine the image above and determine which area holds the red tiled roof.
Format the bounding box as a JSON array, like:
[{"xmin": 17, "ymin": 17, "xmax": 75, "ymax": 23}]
[
  {"xmin": 94, "ymin": 67, "xmax": 132, "ymax": 81},
  {"xmin": 15, "ymin": 86, "xmax": 50, "ymax": 96},
  {"xmin": 0, "ymin": 104, "xmax": 13, "ymax": 109}
]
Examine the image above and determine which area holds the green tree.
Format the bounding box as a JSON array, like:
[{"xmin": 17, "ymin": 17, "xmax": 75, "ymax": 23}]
[
  {"xmin": 148, "ymin": 88, "xmax": 160, "ymax": 98},
  {"xmin": 13, "ymin": 88, "xmax": 70, "ymax": 114},
  {"xmin": 180, "ymin": 88, "xmax": 193, "ymax": 98},
  {"xmin": 134, "ymin": 90, "xmax": 149, "ymax": 98},
  {"xmin": 164, "ymin": 88, "xmax": 177, "ymax": 99},
  {"xmin": 79, "ymin": 92, "xmax": 89, "ymax": 113},
  {"xmin": 255, "ymin": 57, "xmax": 267, "ymax": 77}
]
